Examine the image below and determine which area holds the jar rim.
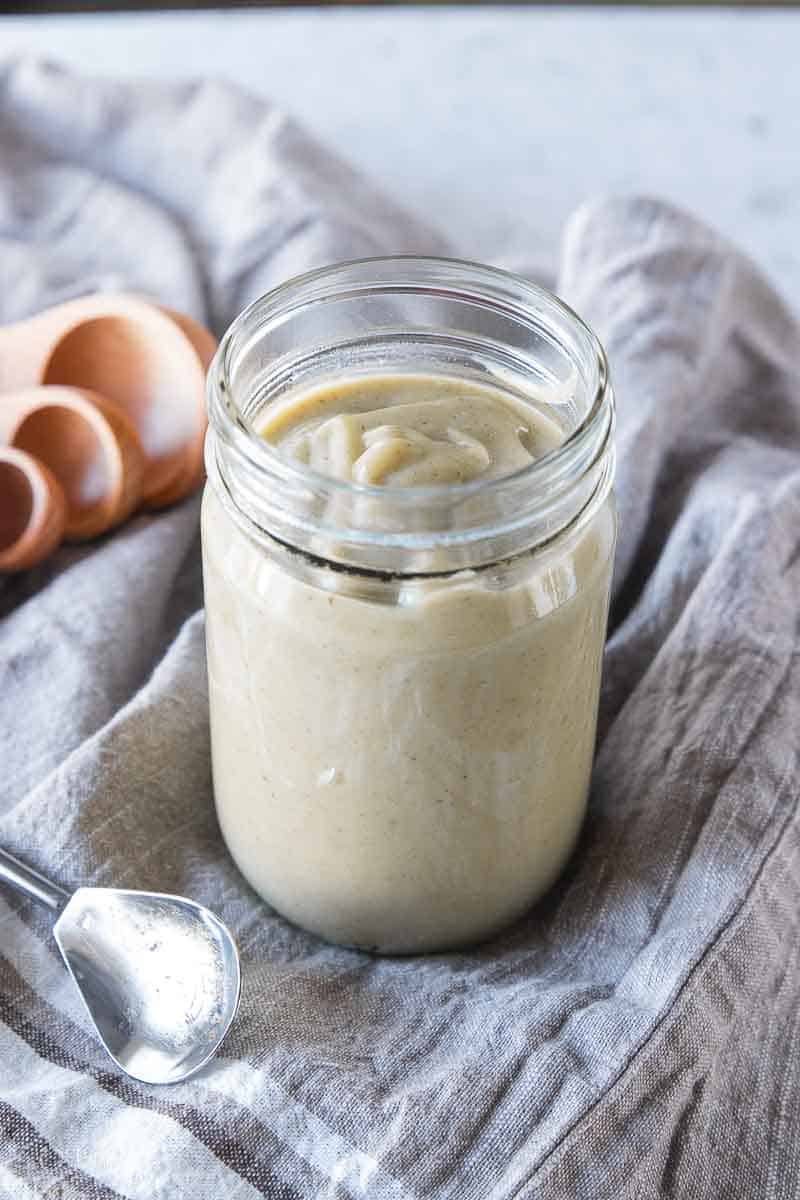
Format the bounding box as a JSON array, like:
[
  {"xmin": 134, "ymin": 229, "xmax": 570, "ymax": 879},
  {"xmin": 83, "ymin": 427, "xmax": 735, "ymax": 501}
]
[
  {"xmin": 211, "ymin": 255, "xmax": 609, "ymax": 499},
  {"xmin": 206, "ymin": 256, "xmax": 615, "ymax": 571}
]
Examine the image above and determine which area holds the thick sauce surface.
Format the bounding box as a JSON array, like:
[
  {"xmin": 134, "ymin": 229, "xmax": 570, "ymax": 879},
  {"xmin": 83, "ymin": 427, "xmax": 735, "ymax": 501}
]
[
  {"xmin": 203, "ymin": 372, "xmax": 615, "ymax": 953},
  {"xmin": 260, "ymin": 374, "xmax": 562, "ymax": 485}
]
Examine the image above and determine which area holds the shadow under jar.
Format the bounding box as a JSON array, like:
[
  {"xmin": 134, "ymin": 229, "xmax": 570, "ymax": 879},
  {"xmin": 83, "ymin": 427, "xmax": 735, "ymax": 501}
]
[{"xmin": 203, "ymin": 257, "xmax": 616, "ymax": 955}]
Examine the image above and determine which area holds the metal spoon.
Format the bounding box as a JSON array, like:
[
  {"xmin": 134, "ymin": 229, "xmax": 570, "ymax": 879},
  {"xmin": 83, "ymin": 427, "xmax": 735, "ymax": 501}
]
[{"xmin": 0, "ymin": 847, "xmax": 241, "ymax": 1085}]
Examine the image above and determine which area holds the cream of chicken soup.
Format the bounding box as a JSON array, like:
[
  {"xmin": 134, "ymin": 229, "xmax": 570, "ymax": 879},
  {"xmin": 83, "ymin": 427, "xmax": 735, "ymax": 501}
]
[{"xmin": 203, "ymin": 260, "xmax": 615, "ymax": 953}]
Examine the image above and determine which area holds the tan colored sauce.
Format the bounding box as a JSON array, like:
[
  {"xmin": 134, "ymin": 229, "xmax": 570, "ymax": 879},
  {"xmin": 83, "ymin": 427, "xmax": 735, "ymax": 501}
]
[
  {"xmin": 261, "ymin": 374, "xmax": 557, "ymax": 485},
  {"xmin": 203, "ymin": 373, "xmax": 615, "ymax": 952}
]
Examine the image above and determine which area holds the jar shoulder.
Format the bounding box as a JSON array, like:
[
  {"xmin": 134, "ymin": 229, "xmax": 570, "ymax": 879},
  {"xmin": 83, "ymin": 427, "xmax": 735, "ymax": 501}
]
[{"xmin": 202, "ymin": 485, "xmax": 616, "ymax": 651}]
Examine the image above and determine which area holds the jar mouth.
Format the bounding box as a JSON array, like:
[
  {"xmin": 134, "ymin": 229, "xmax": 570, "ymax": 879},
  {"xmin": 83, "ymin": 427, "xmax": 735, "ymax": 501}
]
[
  {"xmin": 212, "ymin": 255, "xmax": 609, "ymax": 500},
  {"xmin": 206, "ymin": 256, "xmax": 615, "ymax": 572}
]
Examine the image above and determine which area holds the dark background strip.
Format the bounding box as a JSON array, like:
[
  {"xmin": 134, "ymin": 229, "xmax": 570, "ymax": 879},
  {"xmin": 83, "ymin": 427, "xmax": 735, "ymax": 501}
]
[{"xmin": 4, "ymin": 1, "xmax": 800, "ymax": 14}]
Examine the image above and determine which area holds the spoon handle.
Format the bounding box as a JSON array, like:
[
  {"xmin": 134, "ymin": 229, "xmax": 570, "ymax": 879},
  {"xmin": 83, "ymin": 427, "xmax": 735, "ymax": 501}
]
[{"xmin": 0, "ymin": 848, "xmax": 70, "ymax": 913}]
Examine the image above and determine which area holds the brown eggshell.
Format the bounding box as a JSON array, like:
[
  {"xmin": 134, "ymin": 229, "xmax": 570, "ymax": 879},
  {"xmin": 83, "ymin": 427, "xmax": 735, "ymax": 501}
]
[
  {"xmin": 159, "ymin": 306, "xmax": 219, "ymax": 370},
  {"xmin": 0, "ymin": 446, "xmax": 67, "ymax": 572},
  {"xmin": 0, "ymin": 295, "xmax": 216, "ymax": 508},
  {"xmin": 4, "ymin": 386, "xmax": 146, "ymax": 541}
]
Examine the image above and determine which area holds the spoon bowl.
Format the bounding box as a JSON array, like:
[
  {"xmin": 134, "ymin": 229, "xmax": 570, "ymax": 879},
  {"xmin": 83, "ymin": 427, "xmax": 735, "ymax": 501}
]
[
  {"xmin": 0, "ymin": 849, "xmax": 241, "ymax": 1085},
  {"xmin": 54, "ymin": 888, "xmax": 241, "ymax": 1085}
]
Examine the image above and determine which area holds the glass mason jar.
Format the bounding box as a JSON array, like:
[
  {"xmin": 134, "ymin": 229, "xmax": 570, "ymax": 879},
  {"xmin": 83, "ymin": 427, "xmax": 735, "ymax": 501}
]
[{"xmin": 203, "ymin": 257, "xmax": 616, "ymax": 954}]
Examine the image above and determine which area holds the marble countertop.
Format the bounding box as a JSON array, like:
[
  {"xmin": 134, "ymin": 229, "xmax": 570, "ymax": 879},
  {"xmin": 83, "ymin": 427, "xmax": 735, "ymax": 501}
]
[{"xmin": 5, "ymin": 7, "xmax": 800, "ymax": 311}]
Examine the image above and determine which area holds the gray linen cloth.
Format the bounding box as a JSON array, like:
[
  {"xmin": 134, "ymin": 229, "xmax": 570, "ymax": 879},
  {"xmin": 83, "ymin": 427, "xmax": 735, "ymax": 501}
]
[{"xmin": 1, "ymin": 59, "xmax": 799, "ymax": 1200}]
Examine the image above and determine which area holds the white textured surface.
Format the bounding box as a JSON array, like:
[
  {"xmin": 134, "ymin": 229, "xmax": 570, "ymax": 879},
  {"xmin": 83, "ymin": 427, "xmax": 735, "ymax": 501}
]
[{"xmin": 4, "ymin": 7, "xmax": 800, "ymax": 311}]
